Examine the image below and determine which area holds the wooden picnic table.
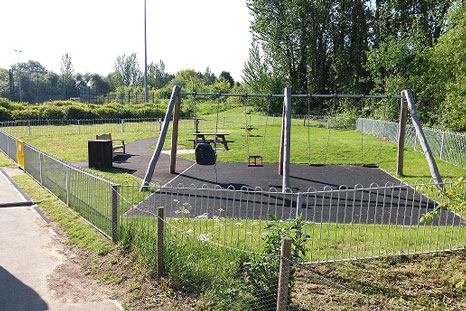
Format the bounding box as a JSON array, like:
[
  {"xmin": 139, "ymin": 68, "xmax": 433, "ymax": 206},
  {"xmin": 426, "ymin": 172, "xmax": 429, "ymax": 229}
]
[{"xmin": 189, "ymin": 133, "xmax": 234, "ymax": 150}]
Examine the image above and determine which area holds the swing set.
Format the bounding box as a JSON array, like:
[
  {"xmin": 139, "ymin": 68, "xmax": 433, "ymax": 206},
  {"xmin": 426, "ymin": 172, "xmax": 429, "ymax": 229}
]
[{"xmin": 139, "ymin": 86, "xmax": 443, "ymax": 192}]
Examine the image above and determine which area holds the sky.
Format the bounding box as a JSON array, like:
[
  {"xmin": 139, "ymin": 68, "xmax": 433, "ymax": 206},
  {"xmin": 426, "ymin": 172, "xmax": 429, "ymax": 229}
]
[{"xmin": 0, "ymin": 0, "xmax": 253, "ymax": 82}]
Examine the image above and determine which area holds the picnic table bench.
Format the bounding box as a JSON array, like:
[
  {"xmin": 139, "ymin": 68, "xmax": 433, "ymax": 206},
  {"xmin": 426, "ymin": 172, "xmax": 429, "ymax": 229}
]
[
  {"xmin": 187, "ymin": 133, "xmax": 234, "ymax": 151},
  {"xmin": 96, "ymin": 133, "xmax": 125, "ymax": 155}
]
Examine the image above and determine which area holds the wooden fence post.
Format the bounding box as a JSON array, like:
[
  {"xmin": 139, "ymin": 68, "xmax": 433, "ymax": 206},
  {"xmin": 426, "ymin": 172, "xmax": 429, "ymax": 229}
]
[
  {"xmin": 282, "ymin": 88, "xmax": 292, "ymax": 191},
  {"xmin": 276, "ymin": 238, "xmax": 292, "ymax": 311},
  {"xmin": 396, "ymin": 94, "xmax": 408, "ymax": 176},
  {"xmin": 157, "ymin": 207, "xmax": 165, "ymax": 279},
  {"xmin": 170, "ymin": 94, "xmax": 181, "ymax": 174}
]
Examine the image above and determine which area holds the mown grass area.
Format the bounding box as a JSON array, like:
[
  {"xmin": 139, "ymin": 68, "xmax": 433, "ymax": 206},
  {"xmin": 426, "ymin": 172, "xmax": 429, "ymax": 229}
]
[
  {"xmin": 293, "ymin": 250, "xmax": 466, "ymax": 310},
  {"xmin": 119, "ymin": 213, "xmax": 466, "ymax": 310},
  {"xmin": 10, "ymin": 110, "xmax": 465, "ymax": 186},
  {"xmin": 122, "ymin": 215, "xmax": 466, "ymax": 263}
]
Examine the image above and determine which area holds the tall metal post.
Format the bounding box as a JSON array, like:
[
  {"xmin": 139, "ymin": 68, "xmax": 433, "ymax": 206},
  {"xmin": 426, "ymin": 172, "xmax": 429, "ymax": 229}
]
[
  {"xmin": 143, "ymin": 0, "xmax": 148, "ymax": 103},
  {"xmin": 14, "ymin": 50, "xmax": 22, "ymax": 102}
]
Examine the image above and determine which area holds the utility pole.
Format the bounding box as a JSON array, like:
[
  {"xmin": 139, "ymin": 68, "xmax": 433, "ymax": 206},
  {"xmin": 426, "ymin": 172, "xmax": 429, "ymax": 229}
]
[
  {"xmin": 143, "ymin": 0, "xmax": 148, "ymax": 103},
  {"xmin": 14, "ymin": 50, "xmax": 23, "ymax": 102}
]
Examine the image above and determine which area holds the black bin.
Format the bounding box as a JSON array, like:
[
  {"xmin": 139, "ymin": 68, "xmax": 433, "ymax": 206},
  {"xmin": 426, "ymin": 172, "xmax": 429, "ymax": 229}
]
[{"xmin": 88, "ymin": 140, "xmax": 113, "ymax": 168}]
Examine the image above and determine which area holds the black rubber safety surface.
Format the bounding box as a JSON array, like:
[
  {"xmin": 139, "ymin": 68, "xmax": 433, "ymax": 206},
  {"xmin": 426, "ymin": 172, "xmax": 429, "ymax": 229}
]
[
  {"xmin": 167, "ymin": 162, "xmax": 401, "ymax": 191},
  {"xmin": 131, "ymin": 163, "xmax": 461, "ymax": 226},
  {"xmin": 75, "ymin": 138, "xmax": 460, "ymax": 226}
]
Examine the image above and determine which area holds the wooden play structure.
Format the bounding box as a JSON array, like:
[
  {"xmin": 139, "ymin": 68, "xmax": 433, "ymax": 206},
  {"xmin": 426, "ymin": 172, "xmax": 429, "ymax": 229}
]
[{"xmin": 139, "ymin": 86, "xmax": 442, "ymax": 191}]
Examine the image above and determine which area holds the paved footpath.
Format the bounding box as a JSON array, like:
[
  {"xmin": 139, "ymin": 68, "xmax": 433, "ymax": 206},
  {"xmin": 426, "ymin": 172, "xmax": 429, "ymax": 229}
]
[{"xmin": 0, "ymin": 167, "xmax": 123, "ymax": 311}]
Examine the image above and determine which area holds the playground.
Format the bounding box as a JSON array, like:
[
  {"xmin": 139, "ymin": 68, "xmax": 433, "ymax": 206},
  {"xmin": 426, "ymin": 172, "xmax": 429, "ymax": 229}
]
[{"xmin": 1, "ymin": 87, "xmax": 466, "ymax": 310}]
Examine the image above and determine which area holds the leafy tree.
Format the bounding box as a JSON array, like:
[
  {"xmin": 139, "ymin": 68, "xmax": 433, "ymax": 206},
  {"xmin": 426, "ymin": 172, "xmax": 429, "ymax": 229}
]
[
  {"xmin": 219, "ymin": 71, "xmax": 234, "ymax": 88},
  {"xmin": 427, "ymin": 2, "xmax": 466, "ymax": 131},
  {"xmin": 60, "ymin": 53, "xmax": 76, "ymax": 99},
  {"xmin": 202, "ymin": 67, "xmax": 217, "ymax": 85},
  {"xmin": 89, "ymin": 74, "xmax": 111, "ymax": 95},
  {"xmin": 0, "ymin": 69, "xmax": 9, "ymax": 99},
  {"xmin": 147, "ymin": 60, "xmax": 173, "ymax": 89},
  {"xmin": 114, "ymin": 53, "xmax": 142, "ymax": 87}
]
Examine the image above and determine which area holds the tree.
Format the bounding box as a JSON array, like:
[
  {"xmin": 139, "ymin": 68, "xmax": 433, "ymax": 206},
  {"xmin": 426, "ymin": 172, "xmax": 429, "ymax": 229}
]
[
  {"xmin": 427, "ymin": 2, "xmax": 466, "ymax": 131},
  {"xmin": 0, "ymin": 69, "xmax": 9, "ymax": 98},
  {"xmin": 246, "ymin": 0, "xmax": 371, "ymax": 105},
  {"xmin": 202, "ymin": 67, "xmax": 217, "ymax": 85},
  {"xmin": 219, "ymin": 71, "xmax": 234, "ymax": 88},
  {"xmin": 114, "ymin": 53, "xmax": 141, "ymax": 87},
  {"xmin": 90, "ymin": 74, "xmax": 111, "ymax": 95},
  {"xmin": 60, "ymin": 53, "xmax": 75, "ymax": 99},
  {"xmin": 147, "ymin": 60, "xmax": 173, "ymax": 89}
]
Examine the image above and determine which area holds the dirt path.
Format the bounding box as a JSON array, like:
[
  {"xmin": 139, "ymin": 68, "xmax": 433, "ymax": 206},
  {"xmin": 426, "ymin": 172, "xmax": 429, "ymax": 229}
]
[{"xmin": 0, "ymin": 168, "xmax": 123, "ymax": 311}]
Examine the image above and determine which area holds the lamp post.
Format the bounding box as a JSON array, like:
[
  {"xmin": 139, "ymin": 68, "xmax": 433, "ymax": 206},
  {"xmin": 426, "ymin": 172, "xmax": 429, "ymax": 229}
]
[
  {"xmin": 144, "ymin": 0, "xmax": 148, "ymax": 103},
  {"xmin": 14, "ymin": 50, "xmax": 23, "ymax": 102}
]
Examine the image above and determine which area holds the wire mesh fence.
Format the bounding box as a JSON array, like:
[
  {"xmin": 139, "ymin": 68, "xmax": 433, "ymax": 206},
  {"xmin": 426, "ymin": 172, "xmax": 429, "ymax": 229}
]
[
  {"xmin": 357, "ymin": 118, "xmax": 466, "ymax": 169},
  {"xmin": 0, "ymin": 129, "xmax": 115, "ymax": 237}
]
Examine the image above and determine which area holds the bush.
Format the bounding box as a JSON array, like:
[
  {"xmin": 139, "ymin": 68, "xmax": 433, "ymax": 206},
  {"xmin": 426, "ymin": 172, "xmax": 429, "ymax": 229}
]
[
  {"xmin": 0, "ymin": 97, "xmax": 12, "ymax": 109},
  {"xmin": 11, "ymin": 109, "xmax": 41, "ymax": 120},
  {"xmin": 40, "ymin": 106, "xmax": 65, "ymax": 119},
  {"xmin": 0, "ymin": 106, "xmax": 12, "ymax": 121},
  {"xmin": 94, "ymin": 106, "xmax": 120, "ymax": 119},
  {"xmin": 64, "ymin": 106, "xmax": 96, "ymax": 120}
]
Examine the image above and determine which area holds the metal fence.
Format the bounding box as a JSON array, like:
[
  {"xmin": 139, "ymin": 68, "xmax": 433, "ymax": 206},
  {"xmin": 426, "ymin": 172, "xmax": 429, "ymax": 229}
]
[
  {"xmin": 116, "ymin": 180, "xmax": 465, "ymax": 310},
  {"xmin": 357, "ymin": 118, "xmax": 466, "ymax": 169},
  {"xmin": 0, "ymin": 114, "xmax": 355, "ymax": 139},
  {"xmin": 118, "ymin": 179, "xmax": 466, "ymax": 264},
  {"xmin": 0, "ymin": 129, "xmax": 115, "ymax": 238}
]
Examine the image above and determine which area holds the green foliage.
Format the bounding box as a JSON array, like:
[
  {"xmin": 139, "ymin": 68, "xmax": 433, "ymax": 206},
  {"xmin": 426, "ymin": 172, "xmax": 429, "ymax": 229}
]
[
  {"xmin": 241, "ymin": 215, "xmax": 309, "ymax": 309},
  {"xmin": 0, "ymin": 98, "xmax": 169, "ymax": 120},
  {"xmin": 0, "ymin": 106, "xmax": 12, "ymax": 121},
  {"xmin": 420, "ymin": 177, "xmax": 466, "ymax": 224}
]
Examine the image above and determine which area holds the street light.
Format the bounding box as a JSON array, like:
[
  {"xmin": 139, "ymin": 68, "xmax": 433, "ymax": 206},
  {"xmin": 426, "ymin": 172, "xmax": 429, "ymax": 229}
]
[
  {"xmin": 144, "ymin": 0, "xmax": 148, "ymax": 103},
  {"xmin": 14, "ymin": 50, "xmax": 22, "ymax": 102}
]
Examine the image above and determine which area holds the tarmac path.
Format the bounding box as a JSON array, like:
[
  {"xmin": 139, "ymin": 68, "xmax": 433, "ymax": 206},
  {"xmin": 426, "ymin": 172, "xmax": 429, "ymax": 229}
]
[{"xmin": 0, "ymin": 167, "xmax": 122, "ymax": 311}]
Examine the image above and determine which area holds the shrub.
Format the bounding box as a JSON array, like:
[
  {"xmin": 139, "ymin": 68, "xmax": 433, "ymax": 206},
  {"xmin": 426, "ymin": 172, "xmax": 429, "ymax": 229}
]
[
  {"xmin": 0, "ymin": 106, "xmax": 12, "ymax": 121},
  {"xmin": 11, "ymin": 109, "xmax": 41, "ymax": 120},
  {"xmin": 0, "ymin": 97, "xmax": 12, "ymax": 109},
  {"xmin": 65, "ymin": 106, "xmax": 95, "ymax": 120},
  {"xmin": 94, "ymin": 106, "xmax": 120, "ymax": 119},
  {"xmin": 40, "ymin": 106, "xmax": 65, "ymax": 119}
]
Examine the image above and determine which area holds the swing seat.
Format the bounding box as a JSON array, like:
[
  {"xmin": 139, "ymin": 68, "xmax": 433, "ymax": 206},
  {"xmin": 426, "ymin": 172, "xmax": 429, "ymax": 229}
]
[
  {"xmin": 248, "ymin": 155, "xmax": 263, "ymax": 167},
  {"xmin": 195, "ymin": 143, "xmax": 216, "ymax": 165}
]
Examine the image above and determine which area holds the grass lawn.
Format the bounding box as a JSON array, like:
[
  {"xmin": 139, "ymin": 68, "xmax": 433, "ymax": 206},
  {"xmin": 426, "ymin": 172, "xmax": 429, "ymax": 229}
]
[
  {"xmin": 12, "ymin": 110, "xmax": 465, "ymax": 186},
  {"xmin": 122, "ymin": 214, "xmax": 466, "ymax": 263}
]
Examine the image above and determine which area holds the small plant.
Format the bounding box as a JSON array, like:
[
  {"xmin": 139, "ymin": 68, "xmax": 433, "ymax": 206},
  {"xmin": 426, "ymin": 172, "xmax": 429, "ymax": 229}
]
[
  {"xmin": 242, "ymin": 215, "xmax": 310, "ymax": 310},
  {"xmin": 420, "ymin": 177, "xmax": 466, "ymax": 223}
]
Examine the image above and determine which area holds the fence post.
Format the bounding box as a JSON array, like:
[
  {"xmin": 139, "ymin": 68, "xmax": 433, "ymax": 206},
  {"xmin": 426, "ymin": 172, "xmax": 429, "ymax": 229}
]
[
  {"xmin": 440, "ymin": 131, "xmax": 445, "ymax": 160},
  {"xmin": 157, "ymin": 207, "xmax": 165, "ymax": 279},
  {"xmin": 78, "ymin": 119, "xmax": 81, "ymax": 135},
  {"xmin": 296, "ymin": 193, "xmax": 303, "ymax": 219},
  {"xmin": 65, "ymin": 166, "xmax": 70, "ymax": 206},
  {"xmin": 39, "ymin": 152, "xmax": 43, "ymax": 185},
  {"xmin": 121, "ymin": 119, "xmax": 125, "ymax": 133},
  {"xmin": 159, "ymin": 119, "xmax": 162, "ymax": 131},
  {"xmin": 111, "ymin": 185, "xmax": 119, "ymax": 243},
  {"xmin": 28, "ymin": 120, "xmax": 31, "ymax": 136},
  {"xmin": 276, "ymin": 238, "xmax": 292, "ymax": 311}
]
